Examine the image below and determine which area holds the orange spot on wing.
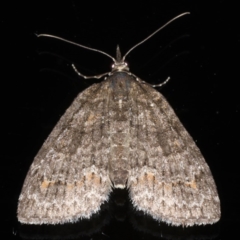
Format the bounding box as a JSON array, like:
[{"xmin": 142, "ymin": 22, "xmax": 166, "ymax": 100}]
[
  {"xmin": 41, "ymin": 180, "xmax": 55, "ymax": 189},
  {"xmin": 40, "ymin": 174, "xmax": 102, "ymax": 191},
  {"xmin": 86, "ymin": 113, "xmax": 100, "ymax": 125},
  {"xmin": 85, "ymin": 172, "xmax": 102, "ymax": 186},
  {"xmin": 41, "ymin": 181, "xmax": 49, "ymax": 189},
  {"xmin": 164, "ymin": 183, "xmax": 173, "ymax": 192},
  {"xmin": 146, "ymin": 172, "xmax": 155, "ymax": 182},
  {"xmin": 76, "ymin": 180, "xmax": 84, "ymax": 188},
  {"xmin": 133, "ymin": 172, "xmax": 156, "ymax": 187},
  {"xmin": 67, "ymin": 183, "xmax": 74, "ymax": 190},
  {"xmin": 93, "ymin": 175, "xmax": 101, "ymax": 186},
  {"xmin": 87, "ymin": 113, "xmax": 95, "ymax": 121},
  {"xmin": 190, "ymin": 181, "xmax": 197, "ymax": 189},
  {"xmin": 185, "ymin": 180, "xmax": 197, "ymax": 189},
  {"xmin": 85, "ymin": 172, "xmax": 93, "ymax": 182}
]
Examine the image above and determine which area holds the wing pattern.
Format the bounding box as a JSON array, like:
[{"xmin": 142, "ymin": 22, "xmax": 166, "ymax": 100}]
[
  {"xmin": 18, "ymin": 72, "xmax": 220, "ymax": 226},
  {"xmin": 127, "ymin": 80, "xmax": 220, "ymax": 226},
  {"xmin": 18, "ymin": 82, "xmax": 112, "ymax": 224}
]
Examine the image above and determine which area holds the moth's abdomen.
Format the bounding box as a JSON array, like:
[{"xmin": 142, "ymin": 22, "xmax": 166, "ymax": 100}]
[{"xmin": 107, "ymin": 73, "xmax": 134, "ymax": 188}]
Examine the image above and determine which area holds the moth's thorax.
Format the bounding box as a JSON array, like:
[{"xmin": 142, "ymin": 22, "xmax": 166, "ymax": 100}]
[{"xmin": 108, "ymin": 72, "xmax": 133, "ymax": 102}]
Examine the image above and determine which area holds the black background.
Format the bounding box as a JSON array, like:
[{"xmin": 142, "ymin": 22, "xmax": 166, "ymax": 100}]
[{"xmin": 2, "ymin": 1, "xmax": 239, "ymax": 239}]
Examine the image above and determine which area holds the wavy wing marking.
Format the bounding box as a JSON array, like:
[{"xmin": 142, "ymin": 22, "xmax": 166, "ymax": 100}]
[
  {"xmin": 18, "ymin": 82, "xmax": 112, "ymax": 224},
  {"xmin": 128, "ymin": 82, "xmax": 220, "ymax": 226}
]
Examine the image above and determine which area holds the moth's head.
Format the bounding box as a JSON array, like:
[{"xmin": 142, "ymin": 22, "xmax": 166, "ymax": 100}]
[{"xmin": 111, "ymin": 45, "xmax": 129, "ymax": 72}]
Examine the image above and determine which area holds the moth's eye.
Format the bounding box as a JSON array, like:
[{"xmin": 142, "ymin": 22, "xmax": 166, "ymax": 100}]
[{"xmin": 112, "ymin": 64, "xmax": 115, "ymax": 68}]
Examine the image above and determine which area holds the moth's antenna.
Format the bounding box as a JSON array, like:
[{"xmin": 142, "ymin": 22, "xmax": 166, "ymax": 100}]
[
  {"xmin": 122, "ymin": 12, "xmax": 190, "ymax": 61},
  {"xmin": 36, "ymin": 34, "xmax": 116, "ymax": 63}
]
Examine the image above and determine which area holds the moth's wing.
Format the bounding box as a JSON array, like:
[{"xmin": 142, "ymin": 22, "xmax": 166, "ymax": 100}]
[
  {"xmin": 18, "ymin": 82, "xmax": 112, "ymax": 224},
  {"xmin": 128, "ymin": 82, "xmax": 220, "ymax": 226}
]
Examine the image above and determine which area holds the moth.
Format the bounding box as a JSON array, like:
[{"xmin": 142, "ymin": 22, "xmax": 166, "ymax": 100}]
[{"xmin": 18, "ymin": 12, "xmax": 220, "ymax": 226}]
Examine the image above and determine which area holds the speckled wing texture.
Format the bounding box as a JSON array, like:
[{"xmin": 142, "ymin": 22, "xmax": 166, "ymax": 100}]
[
  {"xmin": 18, "ymin": 72, "xmax": 220, "ymax": 226},
  {"xmin": 124, "ymin": 74, "xmax": 221, "ymax": 226},
  {"xmin": 18, "ymin": 82, "xmax": 112, "ymax": 224}
]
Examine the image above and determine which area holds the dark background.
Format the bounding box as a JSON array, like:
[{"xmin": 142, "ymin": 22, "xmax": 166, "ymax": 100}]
[{"xmin": 2, "ymin": 1, "xmax": 239, "ymax": 239}]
